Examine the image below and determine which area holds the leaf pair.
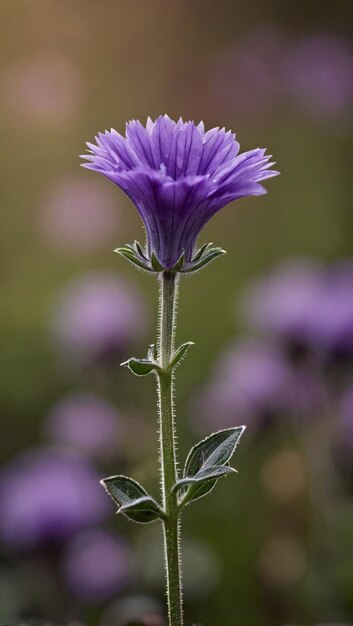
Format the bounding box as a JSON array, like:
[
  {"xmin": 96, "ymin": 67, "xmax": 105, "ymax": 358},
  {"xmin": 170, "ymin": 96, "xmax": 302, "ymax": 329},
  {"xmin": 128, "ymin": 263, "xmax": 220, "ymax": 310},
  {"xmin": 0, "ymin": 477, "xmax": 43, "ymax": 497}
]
[
  {"xmin": 122, "ymin": 342, "xmax": 194, "ymax": 376},
  {"xmin": 101, "ymin": 426, "xmax": 245, "ymax": 524},
  {"xmin": 174, "ymin": 426, "xmax": 245, "ymax": 507}
]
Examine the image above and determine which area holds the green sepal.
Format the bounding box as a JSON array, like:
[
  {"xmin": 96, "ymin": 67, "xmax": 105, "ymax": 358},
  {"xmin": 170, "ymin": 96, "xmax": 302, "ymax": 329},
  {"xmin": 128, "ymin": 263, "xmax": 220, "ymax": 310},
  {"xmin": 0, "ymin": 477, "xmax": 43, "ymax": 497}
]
[
  {"xmin": 183, "ymin": 247, "xmax": 226, "ymax": 273},
  {"xmin": 115, "ymin": 244, "xmax": 154, "ymax": 272},
  {"xmin": 133, "ymin": 240, "xmax": 148, "ymax": 260},
  {"xmin": 121, "ymin": 357, "xmax": 160, "ymax": 377},
  {"xmin": 191, "ymin": 242, "xmax": 212, "ymax": 263},
  {"xmin": 168, "ymin": 341, "xmax": 194, "ymax": 370},
  {"xmin": 101, "ymin": 474, "xmax": 165, "ymax": 524},
  {"xmin": 151, "ymin": 251, "xmax": 164, "ymax": 272},
  {"xmin": 114, "ymin": 240, "xmax": 226, "ymax": 274},
  {"xmin": 171, "ymin": 252, "xmax": 185, "ymax": 272},
  {"xmin": 178, "ymin": 426, "xmax": 245, "ymax": 507}
]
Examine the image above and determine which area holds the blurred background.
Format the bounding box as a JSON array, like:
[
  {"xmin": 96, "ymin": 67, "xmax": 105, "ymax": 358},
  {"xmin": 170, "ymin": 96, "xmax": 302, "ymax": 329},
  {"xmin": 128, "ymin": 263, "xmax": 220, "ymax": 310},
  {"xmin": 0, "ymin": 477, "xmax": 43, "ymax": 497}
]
[{"xmin": 1, "ymin": 1, "xmax": 353, "ymax": 625}]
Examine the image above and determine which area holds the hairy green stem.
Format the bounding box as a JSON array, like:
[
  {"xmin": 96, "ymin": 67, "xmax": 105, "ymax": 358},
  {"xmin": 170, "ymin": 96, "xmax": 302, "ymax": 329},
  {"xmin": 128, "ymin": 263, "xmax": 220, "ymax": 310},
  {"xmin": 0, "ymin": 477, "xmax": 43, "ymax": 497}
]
[{"xmin": 157, "ymin": 271, "xmax": 183, "ymax": 626}]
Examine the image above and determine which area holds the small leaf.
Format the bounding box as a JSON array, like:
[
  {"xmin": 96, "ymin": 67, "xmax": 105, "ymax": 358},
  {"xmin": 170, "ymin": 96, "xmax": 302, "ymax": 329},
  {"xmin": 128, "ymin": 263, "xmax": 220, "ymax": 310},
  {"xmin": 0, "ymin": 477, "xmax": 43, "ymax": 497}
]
[
  {"xmin": 121, "ymin": 357, "xmax": 160, "ymax": 376},
  {"xmin": 184, "ymin": 426, "xmax": 245, "ymax": 477},
  {"xmin": 178, "ymin": 465, "xmax": 236, "ymax": 505},
  {"xmin": 169, "ymin": 341, "xmax": 194, "ymax": 370},
  {"xmin": 101, "ymin": 475, "xmax": 164, "ymax": 524},
  {"xmin": 175, "ymin": 464, "xmax": 236, "ymax": 491},
  {"xmin": 178, "ymin": 427, "xmax": 245, "ymax": 506}
]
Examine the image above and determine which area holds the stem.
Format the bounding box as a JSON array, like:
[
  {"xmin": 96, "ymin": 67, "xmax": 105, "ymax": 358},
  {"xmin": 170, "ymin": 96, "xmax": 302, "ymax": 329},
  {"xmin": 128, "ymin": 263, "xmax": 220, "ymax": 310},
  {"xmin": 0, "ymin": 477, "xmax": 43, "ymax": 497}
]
[{"xmin": 157, "ymin": 271, "xmax": 183, "ymax": 626}]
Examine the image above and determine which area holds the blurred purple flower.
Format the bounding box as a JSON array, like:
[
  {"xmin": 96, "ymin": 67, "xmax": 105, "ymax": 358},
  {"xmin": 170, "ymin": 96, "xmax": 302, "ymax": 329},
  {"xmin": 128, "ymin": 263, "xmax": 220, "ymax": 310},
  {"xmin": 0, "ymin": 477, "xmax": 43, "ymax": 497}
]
[
  {"xmin": 44, "ymin": 392, "xmax": 122, "ymax": 461},
  {"xmin": 243, "ymin": 259, "xmax": 324, "ymax": 351},
  {"xmin": 192, "ymin": 339, "xmax": 292, "ymax": 431},
  {"xmin": 38, "ymin": 175, "xmax": 120, "ymax": 253},
  {"xmin": 62, "ymin": 529, "xmax": 132, "ymax": 600},
  {"xmin": 312, "ymin": 260, "xmax": 353, "ymax": 358},
  {"xmin": 1, "ymin": 54, "xmax": 82, "ymax": 127},
  {"xmin": 0, "ymin": 448, "xmax": 109, "ymax": 551},
  {"xmin": 286, "ymin": 367, "xmax": 326, "ymax": 419},
  {"xmin": 81, "ymin": 115, "xmax": 278, "ymax": 271},
  {"xmin": 282, "ymin": 35, "xmax": 353, "ymax": 120},
  {"xmin": 243, "ymin": 258, "xmax": 353, "ymax": 359},
  {"xmin": 210, "ymin": 25, "xmax": 288, "ymax": 116},
  {"xmin": 51, "ymin": 272, "xmax": 148, "ymax": 366}
]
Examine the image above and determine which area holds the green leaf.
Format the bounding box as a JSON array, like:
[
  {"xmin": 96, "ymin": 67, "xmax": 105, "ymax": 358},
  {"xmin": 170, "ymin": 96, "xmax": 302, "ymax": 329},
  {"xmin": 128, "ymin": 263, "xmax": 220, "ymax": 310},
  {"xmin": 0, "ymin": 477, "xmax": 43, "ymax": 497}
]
[
  {"xmin": 176, "ymin": 465, "xmax": 236, "ymax": 504},
  {"xmin": 121, "ymin": 357, "xmax": 160, "ymax": 376},
  {"xmin": 175, "ymin": 464, "xmax": 236, "ymax": 491},
  {"xmin": 101, "ymin": 475, "xmax": 165, "ymax": 524},
  {"xmin": 169, "ymin": 341, "xmax": 194, "ymax": 370},
  {"xmin": 178, "ymin": 426, "xmax": 245, "ymax": 506},
  {"xmin": 184, "ymin": 427, "xmax": 245, "ymax": 476}
]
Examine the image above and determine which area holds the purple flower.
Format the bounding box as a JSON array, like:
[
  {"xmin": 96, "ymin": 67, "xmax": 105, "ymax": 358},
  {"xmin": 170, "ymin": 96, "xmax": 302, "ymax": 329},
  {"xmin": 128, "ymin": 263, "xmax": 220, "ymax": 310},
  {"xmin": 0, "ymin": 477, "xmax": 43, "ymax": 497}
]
[
  {"xmin": 44, "ymin": 392, "xmax": 122, "ymax": 461},
  {"xmin": 243, "ymin": 258, "xmax": 353, "ymax": 359},
  {"xmin": 210, "ymin": 25, "xmax": 288, "ymax": 117},
  {"xmin": 312, "ymin": 260, "xmax": 353, "ymax": 358},
  {"xmin": 0, "ymin": 448, "xmax": 109, "ymax": 551},
  {"xmin": 38, "ymin": 175, "xmax": 120, "ymax": 253},
  {"xmin": 2, "ymin": 53, "xmax": 82, "ymax": 127},
  {"xmin": 282, "ymin": 35, "xmax": 353, "ymax": 120},
  {"xmin": 243, "ymin": 259, "xmax": 325, "ymax": 350},
  {"xmin": 62, "ymin": 529, "xmax": 132, "ymax": 600},
  {"xmin": 51, "ymin": 271, "xmax": 148, "ymax": 367},
  {"xmin": 192, "ymin": 339, "xmax": 292, "ymax": 431},
  {"xmin": 81, "ymin": 116, "xmax": 278, "ymax": 271}
]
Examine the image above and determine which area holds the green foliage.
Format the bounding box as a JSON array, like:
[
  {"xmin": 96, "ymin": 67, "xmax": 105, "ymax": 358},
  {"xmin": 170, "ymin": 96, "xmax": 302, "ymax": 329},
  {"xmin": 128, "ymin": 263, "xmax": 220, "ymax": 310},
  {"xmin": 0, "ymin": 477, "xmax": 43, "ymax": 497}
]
[
  {"xmin": 176, "ymin": 427, "xmax": 245, "ymax": 507},
  {"xmin": 101, "ymin": 475, "xmax": 165, "ymax": 524},
  {"xmin": 121, "ymin": 357, "xmax": 160, "ymax": 376},
  {"xmin": 122, "ymin": 340, "xmax": 194, "ymax": 376},
  {"xmin": 169, "ymin": 341, "xmax": 194, "ymax": 370}
]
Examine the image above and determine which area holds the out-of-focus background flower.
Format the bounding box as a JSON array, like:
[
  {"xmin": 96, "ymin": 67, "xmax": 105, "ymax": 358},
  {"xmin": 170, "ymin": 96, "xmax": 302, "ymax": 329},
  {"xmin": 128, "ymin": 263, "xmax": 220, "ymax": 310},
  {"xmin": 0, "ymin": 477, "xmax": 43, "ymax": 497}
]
[{"xmin": 1, "ymin": 2, "xmax": 352, "ymax": 625}]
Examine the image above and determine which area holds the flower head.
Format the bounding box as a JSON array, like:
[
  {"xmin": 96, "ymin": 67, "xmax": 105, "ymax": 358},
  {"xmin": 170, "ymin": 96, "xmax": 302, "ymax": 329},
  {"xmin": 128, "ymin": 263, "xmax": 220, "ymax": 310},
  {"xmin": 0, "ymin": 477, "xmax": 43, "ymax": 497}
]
[{"xmin": 82, "ymin": 115, "xmax": 279, "ymax": 271}]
